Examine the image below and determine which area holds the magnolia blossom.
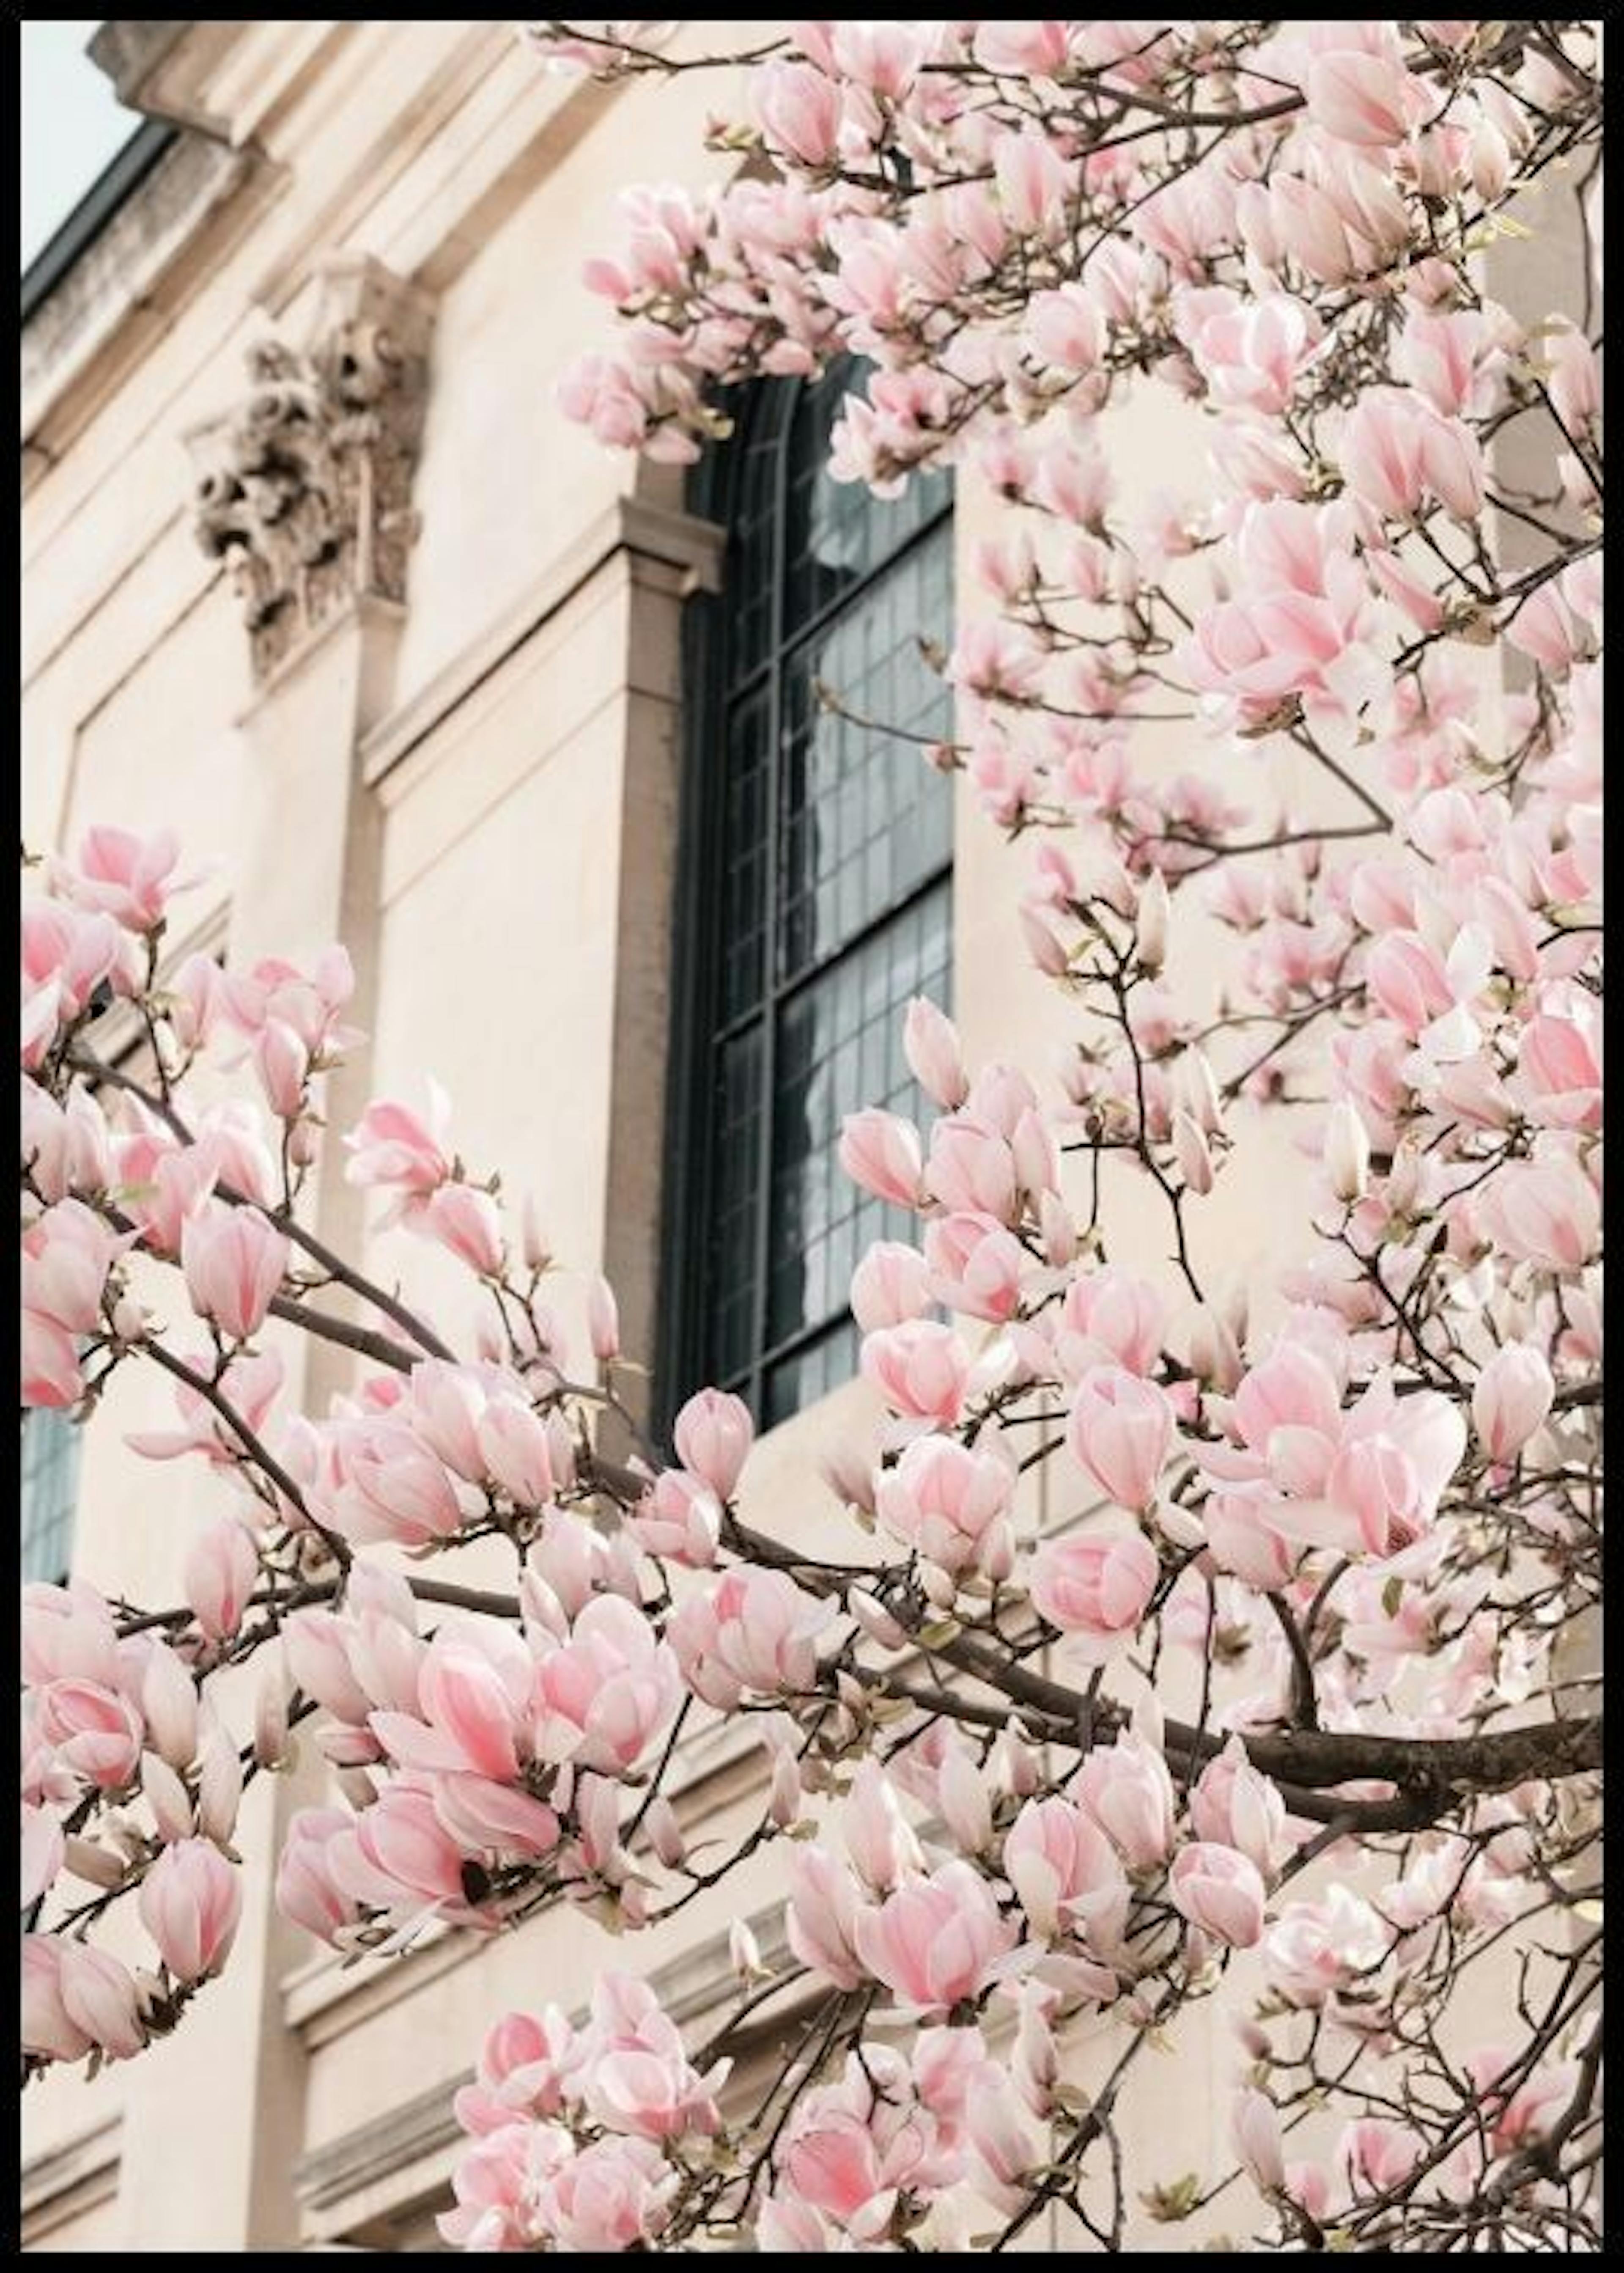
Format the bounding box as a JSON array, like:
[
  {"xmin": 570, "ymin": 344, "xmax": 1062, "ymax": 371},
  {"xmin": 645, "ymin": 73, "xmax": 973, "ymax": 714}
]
[
  {"xmin": 873, "ymin": 1432, "xmax": 1015, "ymax": 1578},
  {"xmin": 1067, "ymin": 1367, "xmax": 1176, "ymax": 1512},
  {"xmin": 1029, "ymin": 1528, "xmax": 1159, "ymax": 1660},
  {"xmin": 853, "ymin": 1860, "xmax": 1020, "ymax": 2015},
  {"xmin": 138, "ymin": 1837, "xmax": 242, "ymax": 1981}
]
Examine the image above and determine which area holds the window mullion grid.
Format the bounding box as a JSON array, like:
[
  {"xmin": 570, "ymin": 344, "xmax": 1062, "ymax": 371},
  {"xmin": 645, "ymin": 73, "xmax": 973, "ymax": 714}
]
[{"xmin": 743, "ymin": 400, "xmax": 795, "ymax": 1423}]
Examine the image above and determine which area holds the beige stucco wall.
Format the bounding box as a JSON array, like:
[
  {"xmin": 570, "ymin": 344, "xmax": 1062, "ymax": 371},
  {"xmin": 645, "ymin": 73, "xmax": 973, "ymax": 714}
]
[{"xmin": 21, "ymin": 20, "xmax": 1588, "ymax": 2253}]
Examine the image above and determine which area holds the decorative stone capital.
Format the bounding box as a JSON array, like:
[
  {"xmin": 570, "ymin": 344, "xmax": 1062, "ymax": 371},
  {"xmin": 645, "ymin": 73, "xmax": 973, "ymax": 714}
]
[{"xmin": 188, "ymin": 256, "xmax": 434, "ymax": 684}]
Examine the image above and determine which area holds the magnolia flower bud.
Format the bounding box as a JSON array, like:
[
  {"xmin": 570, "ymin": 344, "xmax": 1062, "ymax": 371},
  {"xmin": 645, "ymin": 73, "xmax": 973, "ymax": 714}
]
[
  {"xmin": 141, "ymin": 1643, "xmax": 199, "ymax": 1771},
  {"xmin": 820, "ymin": 1441, "xmax": 875, "ymax": 1514},
  {"xmin": 1172, "ymin": 1109, "xmax": 1215, "ymax": 1195},
  {"xmin": 586, "ymin": 1274, "xmax": 620, "ymax": 1363},
  {"xmin": 1324, "ymin": 1101, "xmax": 1370, "ymax": 1203},
  {"xmin": 140, "ymin": 1754, "xmax": 195, "ymax": 1845},
  {"xmin": 769, "ymin": 1750, "xmax": 804, "ymax": 1830},
  {"xmin": 1472, "ymin": 1341, "xmax": 1554, "ymax": 1463},
  {"xmin": 920, "ymin": 1559, "xmax": 960, "ymax": 1609},
  {"xmin": 63, "ymin": 1835, "xmax": 128, "ymax": 1890},
  {"xmin": 729, "ymin": 1918, "xmax": 763, "ymax": 1980},
  {"xmin": 521, "ymin": 1193, "xmax": 551, "ymax": 1274},
  {"xmin": 848, "ymin": 1587, "xmax": 908, "ymax": 1651},
  {"xmin": 1134, "ymin": 870, "xmax": 1170, "ymax": 974},
  {"xmin": 1038, "ymin": 1188, "xmax": 1077, "ymax": 1266},
  {"xmin": 253, "ymin": 1651, "xmax": 291, "ymax": 1770},
  {"xmin": 1177, "ymin": 1045, "xmax": 1224, "ymax": 1137},
  {"xmin": 196, "ymin": 1724, "xmax": 243, "ymax": 1846},
  {"xmin": 904, "ymin": 996, "xmax": 970, "ymax": 1110},
  {"xmin": 1234, "ymin": 2086, "xmax": 1287, "ymax": 2194},
  {"xmin": 643, "ymin": 1796, "xmax": 687, "ymax": 1868}
]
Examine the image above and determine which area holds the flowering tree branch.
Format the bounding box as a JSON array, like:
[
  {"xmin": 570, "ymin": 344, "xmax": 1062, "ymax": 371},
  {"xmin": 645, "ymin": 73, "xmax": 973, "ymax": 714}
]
[{"xmin": 21, "ymin": 15, "xmax": 1602, "ymax": 2254}]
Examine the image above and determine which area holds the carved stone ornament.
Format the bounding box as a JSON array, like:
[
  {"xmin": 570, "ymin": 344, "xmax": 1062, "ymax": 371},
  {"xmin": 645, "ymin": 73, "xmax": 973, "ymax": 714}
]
[{"xmin": 187, "ymin": 257, "xmax": 434, "ymax": 684}]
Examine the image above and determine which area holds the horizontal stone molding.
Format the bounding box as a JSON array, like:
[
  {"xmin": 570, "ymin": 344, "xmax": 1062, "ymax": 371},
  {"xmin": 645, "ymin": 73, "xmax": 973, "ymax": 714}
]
[{"xmin": 359, "ymin": 494, "xmax": 725, "ymax": 792}]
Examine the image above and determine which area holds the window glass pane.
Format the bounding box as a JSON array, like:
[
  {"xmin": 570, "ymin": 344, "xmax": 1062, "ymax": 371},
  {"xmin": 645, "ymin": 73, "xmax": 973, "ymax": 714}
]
[
  {"xmin": 765, "ymin": 1316, "xmax": 859, "ymax": 1432},
  {"xmin": 778, "ymin": 531, "xmax": 954, "ymax": 983},
  {"xmin": 784, "ymin": 365, "xmax": 951, "ymax": 638},
  {"xmin": 719, "ymin": 685, "xmax": 771, "ymax": 1024},
  {"xmin": 766, "ymin": 877, "xmax": 952, "ymax": 1352},
  {"xmin": 709, "ymin": 1023, "xmax": 765, "ymax": 1388},
  {"xmin": 21, "ymin": 1407, "xmax": 81, "ymax": 1584},
  {"xmin": 732, "ymin": 382, "xmax": 796, "ymax": 681}
]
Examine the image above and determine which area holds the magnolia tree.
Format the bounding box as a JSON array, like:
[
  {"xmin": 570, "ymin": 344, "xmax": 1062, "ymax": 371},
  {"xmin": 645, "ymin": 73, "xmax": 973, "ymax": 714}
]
[{"xmin": 20, "ymin": 16, "xmax": 1602, "ymax": 2255}]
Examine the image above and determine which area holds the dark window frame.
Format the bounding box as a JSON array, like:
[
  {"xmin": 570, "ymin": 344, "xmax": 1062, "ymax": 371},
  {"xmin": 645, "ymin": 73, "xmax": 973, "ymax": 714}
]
[{"xmin": 656, "ymin": 363, "xmax": 955, "ymax": 1440}]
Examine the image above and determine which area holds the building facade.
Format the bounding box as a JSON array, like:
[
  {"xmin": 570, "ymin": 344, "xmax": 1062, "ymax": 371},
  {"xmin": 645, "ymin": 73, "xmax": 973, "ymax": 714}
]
[{"xmin": 21, "ymin": 20, "xmax": 1591, "ymax": 2253}]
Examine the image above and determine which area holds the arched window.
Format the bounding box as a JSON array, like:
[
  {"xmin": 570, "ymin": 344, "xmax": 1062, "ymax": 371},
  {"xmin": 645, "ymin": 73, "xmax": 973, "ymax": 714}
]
[{"xmin": 661, "ymin": 360, "xmax": 955, "ymax": 1430}]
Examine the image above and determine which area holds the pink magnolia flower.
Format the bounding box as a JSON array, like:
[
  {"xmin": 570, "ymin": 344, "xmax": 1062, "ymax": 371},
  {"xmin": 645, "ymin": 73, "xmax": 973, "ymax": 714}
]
[
  {"xmin": 535, "ymin": 2134, "xmax": 680, "ymax": 2254},
  {"xmin": 326, "ymin": 1785, "xmax": 478, "ymax": 1924},
  {"xmin": 22, "ymin": 1309, "xmax": 85, "ymax": 1408},
  {"xmin": 1057, "ymin": 1266, "xmax": 1167, "ymax": 1379},
  {"xmin": 754, "ymin": 60, "xmax": 842, "ymax": 168},
  {"xmin": 577, "ymin": 1971, "xmax": 724, "ymax": 2143},
  {"xmin": 873, "ymin": 1432, "xmax": 1015, "ymax": 1578},
  {"xmin": 55, "ymin": 1940, "xmax": 147, "ymax": 2061},
  {"xmin": 183, "ymin": 1515, "xmax": 261, "ymax": 1642},
  {"xmin": 665, "ymin": 1568, "xmax": 828, "ymax": 1712},
  {"xmin": 1191, "ymin": 1737, "xmax": 1290, "ymax": 1878},
  {"xmin": 418, "ymin": 1183, "xmax": 504, "ymax": 1276},
  {"xmin": 314, "ymin": 1417, "xmax": 472, "ymax": 1548},
  {"xmin": 180, "ymin": 1198, "xmax": 290, "ymax": 1341},
  {"xmin": 924, "ymin": 1212, "xmax": 1025, "ymax": 1323},
  {"xmin": 21, "ymin": 1578, "xmax": 120, "ymax": 1689},
  {"xmin": 1234, "ymin": 2087, "xmax": 1287, "ymax": 2196},
  {"xmin": 851, "ymin": 1239, "xmax": 933, "ymax": 1331},
  {"xmin": 1169, "ymin": 1841, "xmax": 1267, "ymax": 1947},
  {"xmin": 841, "ymin": 1756, "xmax": 924, "ymax": 1895},
  {"xmin": 1306, "ymin": 49, "xmax": 1421, "ymax": 145},
  {"xmin": 1516, "ymin": 1009, "xmax": 1602, "ymax": 1130},
  {"xmin": 22, "ymin": 1198, "xmax": 134, "ymax": 1336},
  {"xmin": 926, "ymin": 1111, "xmax": 1020, "ymax": 1221},
  {"xmin": 139, "ymin": 1836, "xmax": 242, "ymax": 1980},
  {"xmin": 1340, "ymin": 2116, "xmax": 1423, "ymax": 2195},
  {"xmin": 839, "ymin": 1108, "xmax": 924, "ymax": 1207},
  {"xmin": 47, "ymin": 824, "xmax": 183, "ymax": 933},
  {"xmin": 531, "ymin": 1594, "xmax": 681, "ymax": 1772},
  {"xmin": 438, "ymin": 2121, "xmax": 572, "ymax": 2252},
  {"xmin": 786, "ymin": 1844, "xmax": 870, "ymax": 1991},
  {"xmin": 1273, "ymin": 1372, "xmax": 1465, "ymax": 1560},
  {"xmin": 22, "ymin": 1936, "xmax": 94, "ymax": 2065},
  {"xmin": 861, "ymin": 1319, "xmax": 971, "ymax": 1425},
  {"xmin": 1471, "ymin": 1342, "xmax": 1555, "ymax": 1463},
  {"xmin": 34, "ymin": 1678, "xmax": 145, "ymax": 1790},
  {"xmin": 1029, "ymin": 1528, "xmax": 1159, "ymax": 1660},
  {"xmin": 672, "ymin": 1386, "xmax": 753, "ymax": 1498},
  {"xmin": 992, "ymin": 126, "xmax": 1072, "ymax": 237},
  {"xmin": 854, "ymin": 1859, "xmax": 1020, "ymax": 2015},
  {"xmin": 1071, "ymin": 1733, "xmax": 1177, "ymax": 1869},
  {"xmin": 1482, "ymin": 1149, "xmax": 1601, "ymax": 1271},
  {"xmin": 275, "ymin": 1807, "xmax": 363, "ymax": 1945},
  {"xmin": 1002, "ymin": 1794, "xmax": 1129, "ymax": 1951},
  {"xmin": 1263, "ymin": 1884, "xmax": 1388, "ymax": 2007},
  {"xmin": 1067, "ymin": 1366, "xmax": 1175, "ymax": 1511},
  {"xmin": 629, "ymin": 1468, "xmax": 721, "ymax": 1567},
  {"xmin": 343, "ymin": 1085, "xmax": 453, "ymax": 1206},
  {"xmin": 22, "ymin": 1801, "xmax": 66, "ymax": 1906}
]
